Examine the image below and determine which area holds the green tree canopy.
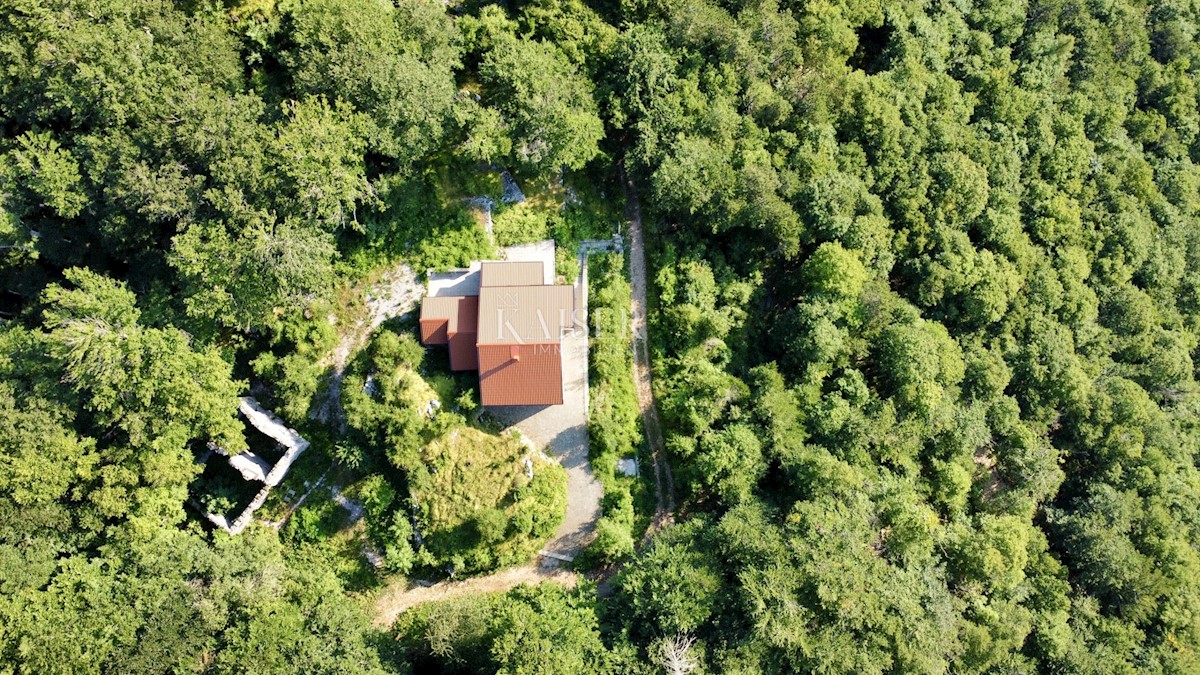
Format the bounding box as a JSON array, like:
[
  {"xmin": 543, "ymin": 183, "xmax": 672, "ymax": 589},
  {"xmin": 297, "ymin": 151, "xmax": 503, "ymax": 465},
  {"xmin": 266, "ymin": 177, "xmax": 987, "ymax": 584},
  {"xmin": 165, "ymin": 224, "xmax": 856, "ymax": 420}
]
[{"xmin": 480, "ymin": 37, "xmax": 604, "ymax": 173}]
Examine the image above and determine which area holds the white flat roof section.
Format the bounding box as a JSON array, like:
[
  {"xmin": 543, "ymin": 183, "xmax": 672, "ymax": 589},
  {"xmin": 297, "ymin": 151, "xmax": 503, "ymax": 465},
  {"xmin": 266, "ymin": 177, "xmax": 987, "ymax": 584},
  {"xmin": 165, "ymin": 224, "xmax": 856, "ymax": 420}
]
[
  {"xmin": 503, "ymin": 240, "xmax": 556, "ymax": 283},
  {"xmin": 426, "ymin": 267, "xmax": 481, "ymax": 297}
]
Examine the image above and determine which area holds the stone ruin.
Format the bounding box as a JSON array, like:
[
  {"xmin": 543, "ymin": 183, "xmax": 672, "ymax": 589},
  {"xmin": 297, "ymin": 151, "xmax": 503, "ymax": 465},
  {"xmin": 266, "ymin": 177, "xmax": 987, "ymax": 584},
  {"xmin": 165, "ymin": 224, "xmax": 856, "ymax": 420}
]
[{"xmin": 194, "ymin": 397, "xmax": 310, "ymax": 535}]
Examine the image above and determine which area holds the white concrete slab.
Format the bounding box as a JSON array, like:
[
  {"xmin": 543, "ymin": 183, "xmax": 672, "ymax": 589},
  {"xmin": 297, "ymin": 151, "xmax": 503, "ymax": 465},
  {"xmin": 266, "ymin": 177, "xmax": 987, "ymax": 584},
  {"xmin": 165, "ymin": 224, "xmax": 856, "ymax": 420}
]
[
  {"xmin": 503, "ymin": 240, "xmax": 556, "ymax": 284},
  {"xmin": 227, "ymin": 451, "xmax": 272, "ymax": 482},
  {"xmin": 427, "ymin": 263, "xmax": 481, "ymax": 297},
  {"xmin": 617, "ymin": 458, "xmax": 639, "ymax": 477}
]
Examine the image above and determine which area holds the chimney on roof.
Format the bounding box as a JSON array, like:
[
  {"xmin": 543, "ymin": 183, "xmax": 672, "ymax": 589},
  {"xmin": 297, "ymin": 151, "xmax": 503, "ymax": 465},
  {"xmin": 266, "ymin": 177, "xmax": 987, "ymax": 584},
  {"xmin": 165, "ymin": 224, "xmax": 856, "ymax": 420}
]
[{"xmin": 509, "ymin": 345, "xmax": 521, "ymax": 361}]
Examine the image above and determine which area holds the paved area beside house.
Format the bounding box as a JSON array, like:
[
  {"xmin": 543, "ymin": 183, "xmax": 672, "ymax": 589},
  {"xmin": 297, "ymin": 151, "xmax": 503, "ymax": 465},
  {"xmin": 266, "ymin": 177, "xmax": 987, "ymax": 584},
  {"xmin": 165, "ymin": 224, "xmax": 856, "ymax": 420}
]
[
  {"xmin": 501, "ymin": 239, "xmax": 556, "ymax": 283},
  {"xmin": 426, "ymin": 264, "xmax": 480, "ymax": 297},
  {"xmin": 490, "ymin": 328, "xmax": 596, "ymax": 560},
  {"xmin": 488, "ymin": 243, "xmax": 600, "ymax": 562}
]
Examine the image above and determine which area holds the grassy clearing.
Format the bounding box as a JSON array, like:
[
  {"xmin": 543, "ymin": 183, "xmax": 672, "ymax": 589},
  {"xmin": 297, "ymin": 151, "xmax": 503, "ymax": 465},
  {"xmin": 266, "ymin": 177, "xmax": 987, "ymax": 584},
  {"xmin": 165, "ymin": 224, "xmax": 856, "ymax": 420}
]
[
  {"xmin": 341, "ymin": 171, "xmax": 495, "ymax": 274},
  {"xmin": 281, "ymin": 488, "xmax": 378, "ymax": 592},
  {"xmin": 415, "ymin": 428, "xmax": 529, "ymax": 525},
  {"xmin": 484, "ymin": 169, "xmax": 621, "ymax": 283},
  {"xmin": 433, "ymin": 159, "xmax": 504, "ymax": 204},
  {"xmin": 409, "ymin": 427, "xmax": 567, "ymax": 575}
]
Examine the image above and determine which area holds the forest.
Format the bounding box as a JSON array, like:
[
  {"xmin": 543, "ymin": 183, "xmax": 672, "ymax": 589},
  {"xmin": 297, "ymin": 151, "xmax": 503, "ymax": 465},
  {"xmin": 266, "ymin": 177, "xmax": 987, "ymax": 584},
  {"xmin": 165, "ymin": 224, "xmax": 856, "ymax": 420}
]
[{"xmin": 3, "ymin": 0, "xmax": 1200, "ymax": 672}]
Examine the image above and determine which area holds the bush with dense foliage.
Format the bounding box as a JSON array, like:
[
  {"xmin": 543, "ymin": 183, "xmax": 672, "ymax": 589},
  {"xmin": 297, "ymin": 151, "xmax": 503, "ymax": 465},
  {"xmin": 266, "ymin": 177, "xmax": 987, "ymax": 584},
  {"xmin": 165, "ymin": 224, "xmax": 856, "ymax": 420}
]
[
  {"xmin": 395, "ymin": 583, "xmax": 635, "ymax": 675},
  {"xmin": 341, "ymin": 326, "xmax": 566, "ymax": 576}
]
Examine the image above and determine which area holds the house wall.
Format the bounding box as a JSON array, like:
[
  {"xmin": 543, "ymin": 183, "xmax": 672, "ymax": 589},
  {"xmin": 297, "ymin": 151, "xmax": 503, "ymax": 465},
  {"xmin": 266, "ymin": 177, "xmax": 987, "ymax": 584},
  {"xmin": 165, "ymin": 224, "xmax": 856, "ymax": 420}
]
[
  {"xmin": 448, "ymin": 331, "xmax": 479, "ymax": 371},
  {"xmin": 420, "ymin": 318, "xmax": 450, "ymax": 344}
]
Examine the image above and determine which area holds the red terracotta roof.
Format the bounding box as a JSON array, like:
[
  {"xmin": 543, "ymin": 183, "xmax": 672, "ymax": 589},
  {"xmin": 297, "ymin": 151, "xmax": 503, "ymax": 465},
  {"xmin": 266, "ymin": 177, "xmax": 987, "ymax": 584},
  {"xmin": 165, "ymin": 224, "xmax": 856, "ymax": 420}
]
[
  {"xmin": 451, "ymin": 295, "xmax": 478, "ymax": 334},
  {"xmin": 420, "ymin": 296, "xmax": 478, "ymax": 347},
  {"xmin": 448, "ymin": 332, "xmax": 478, "ymax": 371},
  {"xmin": 478, "ymin": 343, "xmax": 564, "ymax": 405}
]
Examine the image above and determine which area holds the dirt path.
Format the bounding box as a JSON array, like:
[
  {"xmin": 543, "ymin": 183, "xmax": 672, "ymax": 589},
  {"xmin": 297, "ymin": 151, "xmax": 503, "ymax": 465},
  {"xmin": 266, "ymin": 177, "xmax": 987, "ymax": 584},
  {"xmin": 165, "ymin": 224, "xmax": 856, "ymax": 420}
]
[
  {"xmin": 311, "ymin": 264, "xmax": 423, "ymax": 432},
  {"xmin": 265, "ymin": 264, "xmax": 422, "ymax": 531},
  {"xmin": 373, "ymin": 564, "xmax": 577, "ymax": 627},
  {"xmin": 620, "ymin": 164, "xmax": 676, "ymax": 533}
]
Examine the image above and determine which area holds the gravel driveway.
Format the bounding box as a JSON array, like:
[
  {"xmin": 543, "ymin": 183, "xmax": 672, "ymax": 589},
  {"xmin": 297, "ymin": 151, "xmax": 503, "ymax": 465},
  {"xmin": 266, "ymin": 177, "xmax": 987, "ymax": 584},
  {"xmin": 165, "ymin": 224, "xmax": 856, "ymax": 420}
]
[{"xmin": 488, "ymin": 246, "xmax": 601, "ymax": 562}]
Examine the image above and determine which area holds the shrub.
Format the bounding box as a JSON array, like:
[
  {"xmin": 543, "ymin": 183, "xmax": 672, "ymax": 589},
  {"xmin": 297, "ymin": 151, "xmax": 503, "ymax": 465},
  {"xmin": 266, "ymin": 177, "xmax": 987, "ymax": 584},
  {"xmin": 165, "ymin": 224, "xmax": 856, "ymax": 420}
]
[
  {"xmin": 557, "ymin": 245, "xmax": 580, "ymax": 282},
  {"xmin": 579, "ymin": 252, "xmax": 646, "ymax": 567},
  {"xmin": 492, "ymin": 205, "xmax": 553, "ymax": 246},
  {"xmin": 383, "ymin": 512, "xmax": 416, "ymax": 574},
  {"xmin": 589, "ymin": 516, "xmax": 636, "ymax": 564},
  {"xmin": 588, "ymin": 253, "xmax": 640, "ymax": 465},
  {"xmin": 200, "ymin": 487, "xmax": 238, "ymax": 517},
  {"xmin": 371, "ymin": 330, "xmax": 424, "ymax": 370},
  {"xmin": 283, "ymin": 495, "xmax": 346, "ymax": 545}
]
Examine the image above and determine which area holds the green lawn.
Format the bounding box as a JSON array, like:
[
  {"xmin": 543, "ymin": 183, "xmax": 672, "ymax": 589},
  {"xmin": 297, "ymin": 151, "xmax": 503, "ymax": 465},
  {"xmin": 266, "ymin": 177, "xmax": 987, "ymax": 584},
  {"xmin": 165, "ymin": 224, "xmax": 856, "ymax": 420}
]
[{"xmin": 409, "ymin": 427, "xmax": 566, "ymax": 575}]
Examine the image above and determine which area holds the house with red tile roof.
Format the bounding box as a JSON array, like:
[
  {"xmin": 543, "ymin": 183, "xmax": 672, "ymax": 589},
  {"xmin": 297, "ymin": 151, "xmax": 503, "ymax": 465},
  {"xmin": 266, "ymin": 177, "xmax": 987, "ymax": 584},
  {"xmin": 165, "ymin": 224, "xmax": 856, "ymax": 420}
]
[{"xmin": 419, "ymin": 259, "xmax": 575, "ymax": 406}]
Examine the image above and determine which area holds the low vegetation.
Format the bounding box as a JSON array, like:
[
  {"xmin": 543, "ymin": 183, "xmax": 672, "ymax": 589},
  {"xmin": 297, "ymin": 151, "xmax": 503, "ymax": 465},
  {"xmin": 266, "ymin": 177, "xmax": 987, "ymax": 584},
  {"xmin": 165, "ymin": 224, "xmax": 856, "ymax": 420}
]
[
  {"xmin": 490, "ymin": 182, "xmax": 619, "ymax": 282},
  {"xmin": 340, "ymin": 325, "xmax": 566, "ymax": 578},
  {"xmin": 583, "ymin": 252, "xmax": 647, "ymax": 565},
  {"xmin": 410, "ymin": 428, "xmax": 566, "ymax": 575},
  {"xmin": 394, "ymin": 584, "xmax": 623, "ymax": 675}
]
